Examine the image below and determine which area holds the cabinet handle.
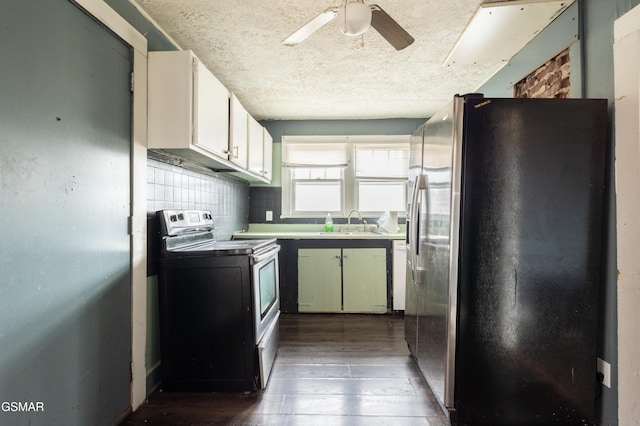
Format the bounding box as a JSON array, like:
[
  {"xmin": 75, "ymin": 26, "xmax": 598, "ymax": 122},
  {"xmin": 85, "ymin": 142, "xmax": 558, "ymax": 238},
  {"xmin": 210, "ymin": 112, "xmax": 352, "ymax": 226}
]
[{"xmin": 233, "ymin": 146, "xmax": 239, "ymax": 158}]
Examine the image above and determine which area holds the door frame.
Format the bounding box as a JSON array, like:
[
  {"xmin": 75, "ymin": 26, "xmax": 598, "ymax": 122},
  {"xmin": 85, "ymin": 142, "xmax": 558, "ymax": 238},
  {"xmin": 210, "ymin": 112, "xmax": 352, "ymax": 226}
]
[
  {"xmin": 70, "ymin": 0, "xmax": 148, "ymax": 411},
  {"xmin": 613, "ymin": 3, "xmax": 640, "ymax": 423}
]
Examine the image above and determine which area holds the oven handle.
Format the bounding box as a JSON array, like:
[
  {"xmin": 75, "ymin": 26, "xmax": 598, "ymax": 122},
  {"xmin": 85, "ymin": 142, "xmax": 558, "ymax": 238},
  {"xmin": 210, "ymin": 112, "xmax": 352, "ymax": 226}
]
[{"xmin": 252, "ymin": 245, "xmax": 281, "ymax": 263}]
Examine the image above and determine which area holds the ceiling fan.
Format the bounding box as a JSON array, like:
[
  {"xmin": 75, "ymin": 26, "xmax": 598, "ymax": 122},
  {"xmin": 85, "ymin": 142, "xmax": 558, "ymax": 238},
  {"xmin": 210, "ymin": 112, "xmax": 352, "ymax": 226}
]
[{"xmin": 282, "ymin": 0, "xmax": 415, "ymax": 51}]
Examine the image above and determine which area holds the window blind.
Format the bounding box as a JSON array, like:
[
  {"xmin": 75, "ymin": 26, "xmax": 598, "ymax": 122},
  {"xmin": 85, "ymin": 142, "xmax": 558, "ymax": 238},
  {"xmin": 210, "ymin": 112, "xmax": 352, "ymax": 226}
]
[
  {"xmin": 282, "ymin": 137, "xmax": 349, "ymax": 167},
  {"xmin": 354, "ymin": 144, "xmax": 409, "ymax": 178}
]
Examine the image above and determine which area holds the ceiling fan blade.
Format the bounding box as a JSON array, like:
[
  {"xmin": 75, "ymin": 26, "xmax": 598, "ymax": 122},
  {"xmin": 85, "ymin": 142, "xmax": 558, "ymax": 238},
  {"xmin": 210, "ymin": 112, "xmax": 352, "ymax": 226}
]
[
  {"xmin": 282, "ymin": 8, "xmax": 339, "ymax": 46},
  {"xmin": 369, "ymin": 5, "xmax": 414, "ymax": 50}
]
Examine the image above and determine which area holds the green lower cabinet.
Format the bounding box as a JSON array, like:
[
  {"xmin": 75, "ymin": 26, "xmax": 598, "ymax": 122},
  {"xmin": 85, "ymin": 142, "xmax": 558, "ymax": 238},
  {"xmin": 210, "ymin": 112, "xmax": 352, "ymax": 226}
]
[
  {"xmin": 343, "ymin": 248, "xmax": 387, "ymax": 313},
  {"xmin": 298, "ymin": 248, "xmax": 342, "ymax": 312},
  {"xmin": 298, "ymin": 247, "xmax": 387, "ymax": 313}
]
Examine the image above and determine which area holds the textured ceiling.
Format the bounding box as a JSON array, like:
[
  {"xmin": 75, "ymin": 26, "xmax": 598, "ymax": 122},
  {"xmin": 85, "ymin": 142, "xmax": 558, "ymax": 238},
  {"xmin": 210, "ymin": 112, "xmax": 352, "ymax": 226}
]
[{"xmin": 132, "ymin": 0, "xmax": 506, "ymax": 120}]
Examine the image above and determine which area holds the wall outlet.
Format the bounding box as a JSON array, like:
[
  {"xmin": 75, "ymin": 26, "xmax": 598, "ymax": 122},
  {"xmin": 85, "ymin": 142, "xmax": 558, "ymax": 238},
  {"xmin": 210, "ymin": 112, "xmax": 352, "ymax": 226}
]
[
  {"xmin": 597, "ymin": 357, "xmax": 611, "ymax": 388},
  {"xmin": 266, "ymin": 210, "xmax": 273, "ymax": 222}
]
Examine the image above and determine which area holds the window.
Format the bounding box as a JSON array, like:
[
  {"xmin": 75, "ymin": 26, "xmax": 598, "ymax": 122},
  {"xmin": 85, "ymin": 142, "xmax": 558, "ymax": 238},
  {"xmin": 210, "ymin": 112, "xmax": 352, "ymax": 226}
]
[
  {"xmin": 358, "ymin": 181, "xmax": 405, "ymax": 212},
  {"xmin": 282, "ymin": 136, "xmax": 409, "ymax": 217},
  {"xmin": 354, "ymin": 143, "xmax": 408, "ymax": 213}
]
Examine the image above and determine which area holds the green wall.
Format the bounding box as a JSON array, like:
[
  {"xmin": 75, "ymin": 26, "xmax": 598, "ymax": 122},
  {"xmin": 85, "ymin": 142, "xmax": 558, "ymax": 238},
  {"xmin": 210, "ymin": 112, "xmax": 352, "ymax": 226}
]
[
  {"xmin": 263, "ymin": 118, "xmax": 425, "ymax": 140},
  {"xmin": 257, "ymin": 118, "xmax": 424, "ymax": 188},
  {"xmin": 248, "ymin": 119, "xmax": 423, "ymax": 224}
]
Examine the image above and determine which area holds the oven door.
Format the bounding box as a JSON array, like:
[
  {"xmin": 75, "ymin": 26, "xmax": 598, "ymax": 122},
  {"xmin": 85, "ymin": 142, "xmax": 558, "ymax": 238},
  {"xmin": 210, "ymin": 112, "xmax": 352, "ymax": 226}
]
[
  {"xmin": 252, "ymin": 244, "xmax": 281, "ymax": 341},
  {"xmin": 251, "ymin": 244, "xmax": 281, "ymax": 388}
]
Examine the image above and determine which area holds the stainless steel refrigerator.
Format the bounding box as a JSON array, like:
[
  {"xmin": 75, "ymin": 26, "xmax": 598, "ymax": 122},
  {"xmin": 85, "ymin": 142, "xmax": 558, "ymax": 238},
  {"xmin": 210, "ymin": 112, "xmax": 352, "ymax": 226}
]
[{"xmin": 405, "ymin": 94, "xmax": 607, "ymax": 425}]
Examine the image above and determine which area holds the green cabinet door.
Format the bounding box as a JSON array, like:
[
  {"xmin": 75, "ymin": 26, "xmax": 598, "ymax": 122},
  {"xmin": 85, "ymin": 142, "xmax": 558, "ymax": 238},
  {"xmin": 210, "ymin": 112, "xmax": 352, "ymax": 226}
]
[
  {"xmin": 343, "ymin": 248, "xmax": 387, "ymax": 313},
  {"xmin": 298, "ymin": 248, "xmax": 342, "ymax": 312}
]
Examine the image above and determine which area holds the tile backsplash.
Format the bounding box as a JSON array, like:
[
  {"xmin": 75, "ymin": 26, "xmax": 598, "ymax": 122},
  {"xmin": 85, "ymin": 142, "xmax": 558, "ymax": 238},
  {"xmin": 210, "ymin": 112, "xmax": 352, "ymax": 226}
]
[{"xmin": 147, "ymin": 157, "xmax": 249, "ymax": 240}]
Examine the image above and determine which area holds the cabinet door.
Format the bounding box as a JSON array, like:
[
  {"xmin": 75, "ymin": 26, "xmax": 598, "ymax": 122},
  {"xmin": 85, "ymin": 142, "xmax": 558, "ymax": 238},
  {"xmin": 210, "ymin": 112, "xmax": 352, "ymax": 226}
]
[
  {"xmin": 298, "ymin": 249, "xmax": 342, "ymax": 312},
  {"xmin": 247, "ymin": 115, "xmax": 264, "ymax": 175},
  {"xmin": 262, "ymin": 128, "xmax": 273, "ymax": 181},
  {"xmin": 148, "ymin": 51, "xmax": 193, "ymax": 148},
  {"xmin": 229, "ymin": 94, "xmax": 248, "ymax": 169},
  {"xmin": 193, "ymin": 59, "xmax": 229, "ymax": 158},
  {"xmin": 343, "ymin": 248, "xmax": 387, "ymax": 313}
]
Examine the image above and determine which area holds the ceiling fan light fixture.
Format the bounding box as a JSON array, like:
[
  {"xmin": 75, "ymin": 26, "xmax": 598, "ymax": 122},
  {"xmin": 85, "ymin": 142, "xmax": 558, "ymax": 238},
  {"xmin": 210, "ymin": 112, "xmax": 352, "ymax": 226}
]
[
  {"xmin": 282, "ymin": 0, "xmax": 413, "ymax": 50},
  {"xmin": 336, "ymin": 1, "xmax": 372, "ymax": 36}
]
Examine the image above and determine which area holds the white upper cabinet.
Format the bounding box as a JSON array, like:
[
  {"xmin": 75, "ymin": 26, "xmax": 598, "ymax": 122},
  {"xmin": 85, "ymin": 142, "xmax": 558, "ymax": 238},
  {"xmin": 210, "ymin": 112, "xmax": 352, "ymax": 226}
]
[
  {"xmin": 148, "ymin": 50, "xmax": 271, "ymax": 184},
  {"xmin": 248, "ymin": 115, "xmax": 264, "ymax": 175},
  {"xmin": 248, "ymin": 117, "xmax": 274, "ymax": 181},
  {"xmin": 262, "ymin": 128, "xmax": 273, "ymax": 181},
  {"xmin": 194, "ymin": 59, "xmax": 229, "ymax": 158},
  {"xmin": 148, "ymin": 50, "xmax": 229, "ymax": 159},
  {"xmin": 229, "ymin": 94, "xmax": 249, "ymax": 169}
]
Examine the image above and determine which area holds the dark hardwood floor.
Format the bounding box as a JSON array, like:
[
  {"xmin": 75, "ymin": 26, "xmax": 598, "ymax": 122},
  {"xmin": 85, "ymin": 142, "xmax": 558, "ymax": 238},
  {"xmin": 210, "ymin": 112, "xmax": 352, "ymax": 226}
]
[{"xmin": 122, "ymin": 313, "xmax": 450, "ymax": 425}]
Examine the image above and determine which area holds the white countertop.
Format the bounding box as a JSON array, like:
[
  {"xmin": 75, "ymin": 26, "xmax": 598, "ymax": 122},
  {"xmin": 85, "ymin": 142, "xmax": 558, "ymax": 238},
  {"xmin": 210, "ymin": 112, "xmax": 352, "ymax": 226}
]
[
  {"xmin": 233, "ymin": 231, "xmax": 404, "ymax": 240},
  {"xmin": 234, "ymin": 223, "xmax": 405, "ymax": 240}
]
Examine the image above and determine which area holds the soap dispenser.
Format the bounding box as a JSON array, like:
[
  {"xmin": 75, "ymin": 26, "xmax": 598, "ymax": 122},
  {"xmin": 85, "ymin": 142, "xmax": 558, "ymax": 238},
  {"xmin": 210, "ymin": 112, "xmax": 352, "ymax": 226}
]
[{"xmin": 324, "ymin": 213, "xmax": 333, "ymax": 232}]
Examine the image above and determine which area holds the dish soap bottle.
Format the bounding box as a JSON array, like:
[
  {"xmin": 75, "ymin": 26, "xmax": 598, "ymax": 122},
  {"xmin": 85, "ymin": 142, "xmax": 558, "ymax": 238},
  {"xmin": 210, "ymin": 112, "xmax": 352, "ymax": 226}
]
[{"xmin": 324, "ymin": 213, "xmax": 333, "ymax": 232}]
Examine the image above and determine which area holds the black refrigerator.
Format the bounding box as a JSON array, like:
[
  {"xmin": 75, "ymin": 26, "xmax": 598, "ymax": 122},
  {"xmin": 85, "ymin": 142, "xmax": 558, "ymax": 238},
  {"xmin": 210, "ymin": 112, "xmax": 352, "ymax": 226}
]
[{"xmin": 405, "ymin": 94, "xmax": 607, "ymax": 425}]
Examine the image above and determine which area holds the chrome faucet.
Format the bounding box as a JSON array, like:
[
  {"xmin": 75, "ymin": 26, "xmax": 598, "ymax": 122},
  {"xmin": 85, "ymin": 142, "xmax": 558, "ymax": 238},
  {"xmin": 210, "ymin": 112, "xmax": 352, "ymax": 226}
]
[{"xmin": 347, "ymin": 209, "xmax": 363, "ymax": 231}]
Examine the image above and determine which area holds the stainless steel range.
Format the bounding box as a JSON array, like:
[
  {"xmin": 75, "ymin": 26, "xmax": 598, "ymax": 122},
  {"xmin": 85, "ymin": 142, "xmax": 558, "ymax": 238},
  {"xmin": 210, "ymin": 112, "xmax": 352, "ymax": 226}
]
[{"xmin": 157, "ymin": 209, "xmax": 280, "ymax": 392}]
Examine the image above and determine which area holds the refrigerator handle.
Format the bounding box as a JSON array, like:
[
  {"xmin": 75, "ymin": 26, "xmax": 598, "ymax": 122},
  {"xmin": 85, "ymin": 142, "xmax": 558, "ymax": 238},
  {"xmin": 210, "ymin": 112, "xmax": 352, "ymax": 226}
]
[
  {"xmin": 415, "ymin": 201, "xmax": 421, "ymax": 258},
  {"xmin": 410, "ymin": 174, "xmax": 428, "ymax": 285},
  {"xmin": 409, "ymin": 177, "xmax": 420, "ymax": 273}
]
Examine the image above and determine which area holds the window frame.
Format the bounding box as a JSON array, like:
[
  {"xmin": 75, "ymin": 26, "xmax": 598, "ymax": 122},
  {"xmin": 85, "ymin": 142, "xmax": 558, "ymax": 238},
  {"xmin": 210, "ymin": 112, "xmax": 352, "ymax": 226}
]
[
  {"xmin": 292, "ymin": 178, "xmax": 344, "ymax": 216},
  {"xmin": 281, "ymin": 135, "xmax": 409, "ymax": 218}
]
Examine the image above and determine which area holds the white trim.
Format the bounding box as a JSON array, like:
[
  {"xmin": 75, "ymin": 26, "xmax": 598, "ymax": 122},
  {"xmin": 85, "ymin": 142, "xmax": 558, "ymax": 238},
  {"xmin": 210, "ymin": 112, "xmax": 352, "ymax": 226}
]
[
  {"xmin": 122, "ymin": 0, "xmax": 182, "ymax": 50},
  {"xmin": 281, "ymin": 139, "xmax": 410, "ymax": 218},
  {"xmin": 130, "ymin": 48, "xmax": 149, "ymax": 412},
  {"xmin": 614, "ymin": 3, "xmax": 640, "ymax": 424},
  {"xmin": 73, "ymin": 0, "xmax": 146, "ymax": 52},
  {"xmin": 614, "ymin": 3, "xmax": 640, "ymax": 41},
  {"xmin": 73, "ymin": 0, "xmax": 148, "ymax": 412},
  {"xmin": 282, "ymin": 135, "xmax": 410, "ymax": 144}
]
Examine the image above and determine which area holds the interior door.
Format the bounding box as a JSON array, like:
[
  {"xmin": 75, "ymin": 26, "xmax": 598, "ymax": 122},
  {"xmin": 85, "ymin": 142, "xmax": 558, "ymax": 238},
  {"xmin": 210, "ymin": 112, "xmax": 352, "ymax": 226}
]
[{"xmin": 0, "ymin": 0, "xmax": 132, "ymax": 422}]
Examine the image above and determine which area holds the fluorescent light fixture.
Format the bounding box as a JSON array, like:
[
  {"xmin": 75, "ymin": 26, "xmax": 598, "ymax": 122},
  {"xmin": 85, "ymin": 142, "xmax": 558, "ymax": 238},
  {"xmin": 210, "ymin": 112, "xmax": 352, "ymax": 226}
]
[{"xmin": 443, "ymin": 0, "xmax": 575, "ymax": 67}]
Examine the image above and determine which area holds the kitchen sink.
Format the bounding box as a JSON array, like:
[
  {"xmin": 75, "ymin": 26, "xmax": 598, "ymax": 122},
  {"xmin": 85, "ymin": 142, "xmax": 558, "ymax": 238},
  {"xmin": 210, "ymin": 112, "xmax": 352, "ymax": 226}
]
[{"xmin": 318, "ymin": 231, "xmax": 379, "ymax": 236}]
